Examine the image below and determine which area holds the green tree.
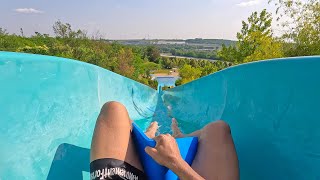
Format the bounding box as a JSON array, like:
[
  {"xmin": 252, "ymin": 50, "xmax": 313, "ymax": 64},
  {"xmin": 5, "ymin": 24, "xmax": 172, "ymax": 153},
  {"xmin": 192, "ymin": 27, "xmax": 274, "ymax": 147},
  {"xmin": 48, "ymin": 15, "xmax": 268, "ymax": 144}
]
[
  {"xmin": 269, "ymin": 0, "xmax": 320, "ymax": 56},
  {"xmin": 18, "ymin": 45, "xmax": 49, "ymax": 55},
  {"xmin": 116, "ymin": 48, "xmax": 135, "ymax": 78},
  {"xmin": 175, "ymin": 78, "xmax": 182, "ymax": 86},
  {"xmin": 179, "ymin": 64, "xmax": 202, "ymax": 85},
  {"xmin": 218, "ymin": 9, "xmax": 284, "ymax": 63},
  {"xmin": 244, "ymin": 34, "xmax": 283, "ymax": 62},
  {"xmin": 217, "ymin": 44, "xmax": 238, "ymax": 62},
  {"xmin": 0, "ymin": 22, "xmax": 231, "ymax": 89},
  {"xmin": 162, "ymin": 57, "xmax": 176, "ymax": 69},
  {"xmin": 0, "ymin": 28, "xmax": 8, "ymax": 35},
  {"xmin": 141, "ymin": 62, "xmax": 161, "ymax": 77},
  {"xmin": 146, "ymin": 46, "xmax": 161, "ymax": 63},
  {"xmin": 201, "ymin": 65, "xmax": 218, "ymax": 76},
  {"xmin": 53, "ymin": 20, "xmax": 87, "ymax": 39}
]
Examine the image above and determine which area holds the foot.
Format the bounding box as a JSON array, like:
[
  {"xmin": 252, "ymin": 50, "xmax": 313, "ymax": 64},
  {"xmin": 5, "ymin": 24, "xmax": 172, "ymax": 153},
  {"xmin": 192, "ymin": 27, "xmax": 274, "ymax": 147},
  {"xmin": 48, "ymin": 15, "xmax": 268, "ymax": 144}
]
[
  {"xmin": 145, "ymin": 121, "xmax": 159, "ymax": 138},
  {"xmin": 171, "ymin": 118, "xmax": 184, "ymax": 138}
]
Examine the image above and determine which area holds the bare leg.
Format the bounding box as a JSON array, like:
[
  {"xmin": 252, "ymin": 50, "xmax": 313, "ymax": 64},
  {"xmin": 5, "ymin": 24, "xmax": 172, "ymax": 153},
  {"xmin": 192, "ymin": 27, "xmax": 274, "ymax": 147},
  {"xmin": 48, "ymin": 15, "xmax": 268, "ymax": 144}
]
[
  {"xmin": 172, "ymin": 119, "xmax": 239, "ymax": 180},
  {"xmin": 90, "ymin": 101, "xmax": 143, "ymax": 170},
  {"xmin": 172, "ymin": 118, "xmax": 201, "ymax": 138}
]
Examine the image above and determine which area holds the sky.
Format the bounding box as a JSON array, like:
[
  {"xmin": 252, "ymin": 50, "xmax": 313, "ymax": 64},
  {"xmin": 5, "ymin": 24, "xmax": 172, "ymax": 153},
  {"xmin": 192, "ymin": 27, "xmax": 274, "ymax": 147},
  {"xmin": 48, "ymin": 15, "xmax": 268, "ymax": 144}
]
[{"xmin": 0, "ymin": 0, "xmax": 277, "ymax": 40}]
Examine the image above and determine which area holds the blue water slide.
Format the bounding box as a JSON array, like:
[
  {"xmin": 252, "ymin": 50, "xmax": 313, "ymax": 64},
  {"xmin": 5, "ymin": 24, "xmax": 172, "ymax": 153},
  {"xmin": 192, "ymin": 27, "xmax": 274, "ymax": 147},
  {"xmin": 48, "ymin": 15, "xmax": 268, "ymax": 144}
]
[{"xmin": 0, "ymin": 51, "xmax": 319, "ymax": 179}]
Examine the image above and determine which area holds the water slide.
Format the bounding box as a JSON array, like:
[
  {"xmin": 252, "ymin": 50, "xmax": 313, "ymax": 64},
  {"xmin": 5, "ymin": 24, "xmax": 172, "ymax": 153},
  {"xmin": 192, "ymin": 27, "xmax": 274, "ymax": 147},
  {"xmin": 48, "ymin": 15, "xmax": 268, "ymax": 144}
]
[{"xmin": 0, "ymin": 51, "xmax": 319, "ymax": 179}]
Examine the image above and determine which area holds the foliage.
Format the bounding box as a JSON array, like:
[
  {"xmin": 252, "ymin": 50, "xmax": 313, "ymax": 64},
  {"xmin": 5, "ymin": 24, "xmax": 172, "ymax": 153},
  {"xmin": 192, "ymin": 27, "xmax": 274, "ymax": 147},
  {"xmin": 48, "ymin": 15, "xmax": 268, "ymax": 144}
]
[
  {"xmin": 175, "ymin": 78, "xmax": 182, "ymax": 86},
  {"xmin": 185, "ymin": 38, "xmax": 235, "ymax": 46},
  {"xmin": 178, "ymin": 64, "xmax": 202, "ymax": 85},
  {"xmin": 0, "ymin": 19, "xmax": 241, "ymax": 88},
  {"xmin": 218, "ymin": 9, "xmax": 284, "ymax": 63},
  {"xmin": 269, "ymin": 0, "xmax": 320, "ymax": 56},
  {"xmin": 0, "ymin": 20, "xmax": 225, "ymax": 88},
  {"xmin": 243, "ymin": 34, "xmax": 283, "ymax": 62},
  {"xmin": 200, "ymin": 65, "xmax": 218, "ymax": 76},
  {"xmin": 116, "ymin": 39, "xmax": 236, "ymax": 60},
  {"xmin": 152, "ymin": 69, "xmax": 171, "ymax": 75},
  {"xmin": 159, "ymin": 55, "xmax": 230, "ymax": 85},
  {"xmin": 1, "ymin": 1, "xmax": 318, "ymax": 89},
  {"xmin": 141, "ymin": 62, "xmax": 161, "ymax": 77},
  {"xmin": 218, "ymin": 45, "xmax": 238, "ymax": 62},
  {"xmin": 0, "ymin": 28, "xmax": 8, "ymax": 35},
  {"xmin": 116, "ymin": 48, "xmax": 135, "ymax": 77},
  {"xmin": 0, "ymin": 21, "xmax": 162, "ymax": 89},
  {"xmin": 53, "ymin": 20, "xmax": 87, "ymax": 39},
  {"xmin": 146, "ymin": 46, "xmax": 161, "ymax": 63},
  {"xmin": 18, "ymin": 45, "xmax": 49, "ymax": 55},
  {"xmin": 169, "ymin": 49, "xmax": 218, "ymax": 60}
]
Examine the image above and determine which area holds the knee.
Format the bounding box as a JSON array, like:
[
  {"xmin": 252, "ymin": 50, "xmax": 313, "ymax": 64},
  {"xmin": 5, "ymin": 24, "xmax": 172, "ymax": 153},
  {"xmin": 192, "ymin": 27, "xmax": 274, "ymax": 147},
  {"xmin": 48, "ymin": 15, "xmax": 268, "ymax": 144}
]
[
  {"xmin": 98, "ymin": 101, "xmax": 130, "ymax": 125},
  {"xmin": 101, "ymin": 101, "xmax": 126, "ymax": 113},
  {"xmin": 204, "ymin": 120, "xmax": 231, "ymax": 137}
]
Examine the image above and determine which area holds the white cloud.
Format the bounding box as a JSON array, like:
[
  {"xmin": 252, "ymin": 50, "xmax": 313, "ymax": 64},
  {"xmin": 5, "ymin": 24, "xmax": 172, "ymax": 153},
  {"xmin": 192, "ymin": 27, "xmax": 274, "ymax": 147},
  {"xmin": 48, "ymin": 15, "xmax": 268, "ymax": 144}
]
[
  {"xmin": 14, "ymin": 8, "xmax": 44, "ymax": 14},
  {"xmin": 236, "ymin": 0, "xmax": 260, "ymax": 7}
]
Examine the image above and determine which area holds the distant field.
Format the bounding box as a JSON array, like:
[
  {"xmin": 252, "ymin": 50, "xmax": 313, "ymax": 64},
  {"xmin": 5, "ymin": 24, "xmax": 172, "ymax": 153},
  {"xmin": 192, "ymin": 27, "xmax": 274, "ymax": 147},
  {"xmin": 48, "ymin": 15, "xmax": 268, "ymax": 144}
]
[
  {"xmin": 109, "ymin": 38, "xmax": 235, "ymax": 61},
  {"xmin": 108, "ymin": 38, "xmax": 236, "ymax": 46},
  {"xmin": 160, "ymin": 53, "xmax": 219, "ymax": 62},
  {"xmin": 152, "ymin": 69, "xmax": 179, "ymax": 77}
]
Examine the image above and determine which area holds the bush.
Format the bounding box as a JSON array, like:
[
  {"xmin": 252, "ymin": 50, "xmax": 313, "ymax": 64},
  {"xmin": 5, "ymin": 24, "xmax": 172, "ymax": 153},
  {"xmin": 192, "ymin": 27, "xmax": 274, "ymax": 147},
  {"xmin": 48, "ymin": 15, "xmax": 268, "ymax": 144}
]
[{"xmin": 18, "ymin": 45, "xmax": 49, "ymax": 55}]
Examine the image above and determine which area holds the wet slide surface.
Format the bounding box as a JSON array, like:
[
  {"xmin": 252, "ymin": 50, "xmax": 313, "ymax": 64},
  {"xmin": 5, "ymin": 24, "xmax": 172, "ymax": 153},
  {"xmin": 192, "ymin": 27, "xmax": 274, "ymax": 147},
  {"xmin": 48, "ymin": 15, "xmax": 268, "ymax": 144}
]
[{"xmin": 0, "ymin": 51, "xmax": 319, "ymax": 179}]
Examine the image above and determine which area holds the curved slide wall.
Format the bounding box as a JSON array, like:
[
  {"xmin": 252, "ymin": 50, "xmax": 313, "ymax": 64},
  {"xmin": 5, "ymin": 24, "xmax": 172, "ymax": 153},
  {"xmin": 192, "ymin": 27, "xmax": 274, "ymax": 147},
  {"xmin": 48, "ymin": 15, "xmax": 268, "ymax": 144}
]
[
  {"xmin": 163, "ymin": 56, "xmax": 320, "ymax": 179},
  {"xmin": 0, "ymin": 52, "xmax": 158, "ymax": 179}
]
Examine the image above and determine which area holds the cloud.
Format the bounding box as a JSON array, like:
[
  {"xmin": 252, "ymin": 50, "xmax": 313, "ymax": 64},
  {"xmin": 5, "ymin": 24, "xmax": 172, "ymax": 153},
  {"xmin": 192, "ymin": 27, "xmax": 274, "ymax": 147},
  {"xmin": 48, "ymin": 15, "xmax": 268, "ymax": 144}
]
[
  {"xmin": 14, "ymin": 8, "xmax": 44, "ymax": 14},
  {"xmin": 236, "ymin": 0, "xmax": 260, "ymax": 7}
]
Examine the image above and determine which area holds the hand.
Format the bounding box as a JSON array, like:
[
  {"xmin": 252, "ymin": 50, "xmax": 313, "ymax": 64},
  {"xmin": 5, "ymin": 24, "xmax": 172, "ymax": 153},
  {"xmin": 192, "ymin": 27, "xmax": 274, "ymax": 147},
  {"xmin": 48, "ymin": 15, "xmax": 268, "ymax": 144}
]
[
  {"xmin": 145, "ymin": 134, "xmax": 183, "ymax": 169},
  {"xmin": 145, "ymin": 134, "xmax": 205, "ymax": 180}
]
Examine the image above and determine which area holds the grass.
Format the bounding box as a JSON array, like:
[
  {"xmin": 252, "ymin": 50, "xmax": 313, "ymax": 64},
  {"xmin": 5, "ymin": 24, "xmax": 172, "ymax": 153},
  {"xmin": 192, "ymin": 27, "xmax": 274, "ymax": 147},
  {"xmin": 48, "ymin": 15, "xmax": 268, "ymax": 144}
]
[{"xmin": 153, "ymin": 69, "xmax": 171, "ymax": 74}]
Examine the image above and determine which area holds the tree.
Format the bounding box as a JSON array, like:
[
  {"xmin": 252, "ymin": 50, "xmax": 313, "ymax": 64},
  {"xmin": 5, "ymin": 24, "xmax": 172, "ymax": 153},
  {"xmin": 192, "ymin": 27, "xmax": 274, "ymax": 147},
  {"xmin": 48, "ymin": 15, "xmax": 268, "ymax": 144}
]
[
  {"xmin": 146, "ymin": 46, "xmax": 161, "ymax": 63},
  {"xmin": 53, "ymin": 20, "xmax": 87, "ymax": 39},
  {"xmin": 0, "ymin": 28, "xmax": 8, "ymax": 35},
  {"xmin": 116, "ymin": 48, "xmax": 135, "ymax": 78},
  {"xmin": 269, "ymin": 0, "xmax": 320, "ymax": 56},
  {"xmin": 218, "ymin": 9, "xmax": 284, "ymax": 63},
  {"xmin": 175, "ymin": 78, "xmax": 182, "ymax": 86},
  {"xmin": 141, "ymin": 62, "xmax": 161, "ymax": 77},
  {"xmin": 179, "ymin": 64, "xmax": 202, "ymax": 85},
  {"xmin": 0, "ymin": 22, "xmax": 231, "ymax": 89},
  {"xmin": 53, "ymin": 20, "xmax": 70, "ymax": 38},
  {"xmin": 160, "ymin": 57, "xmax": 175, "ymax": 69},
  {"xmin": 217, "ymin": 44, "xmax": 238, "ymax": 62},
  {"xmin": 237, "ymin": 9, "xmax": 273, "ymax": 60},
  {"xmin": 18, "ymin": 45, "xmax": 49, "ymax": 55},
  {"xmin": 244, "ymin": 34, "xmax": 283, "ymax": 62},
  {"xmin": 20, "ymin": 28, "xmax": 24, "ymax": 37},
  {"xmin": 201, "ymin": 64, "xmax": 218, "ymax": 76}
]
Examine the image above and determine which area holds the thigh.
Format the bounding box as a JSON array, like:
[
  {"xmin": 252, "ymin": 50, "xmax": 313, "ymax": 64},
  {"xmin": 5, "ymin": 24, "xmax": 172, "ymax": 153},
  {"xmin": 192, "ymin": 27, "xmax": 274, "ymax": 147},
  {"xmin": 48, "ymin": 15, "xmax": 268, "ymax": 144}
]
[
  {"xmin": 191, "ymin": 121, "xmax": 239, "ymax": 180},
  {"xmin": 90, "ymin": 101, "xmax": 143, "ymax": 171}
]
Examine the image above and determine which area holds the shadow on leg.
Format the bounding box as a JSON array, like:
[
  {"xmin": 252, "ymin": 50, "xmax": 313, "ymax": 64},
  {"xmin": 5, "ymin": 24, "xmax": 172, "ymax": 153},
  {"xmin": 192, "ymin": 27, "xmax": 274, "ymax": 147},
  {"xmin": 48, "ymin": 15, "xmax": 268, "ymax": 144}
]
[{"xmin": 191, "ymin": 120, "xmax": 239, "ymax": 180}]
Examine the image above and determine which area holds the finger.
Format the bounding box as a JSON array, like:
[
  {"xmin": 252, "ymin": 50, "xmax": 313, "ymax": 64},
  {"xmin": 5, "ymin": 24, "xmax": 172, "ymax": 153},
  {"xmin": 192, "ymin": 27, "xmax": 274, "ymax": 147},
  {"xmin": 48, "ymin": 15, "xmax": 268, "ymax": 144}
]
[
  {"xmin": 145, "ymin": 147, "xmax": 158, "ymax": 157},
  {"xmin": 153, "ymin": 137, "xmax": 161, "ymax": 148},
  {"xmin": 153, "ymin": 134, "xmax": 165, "ymax": 142}
]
